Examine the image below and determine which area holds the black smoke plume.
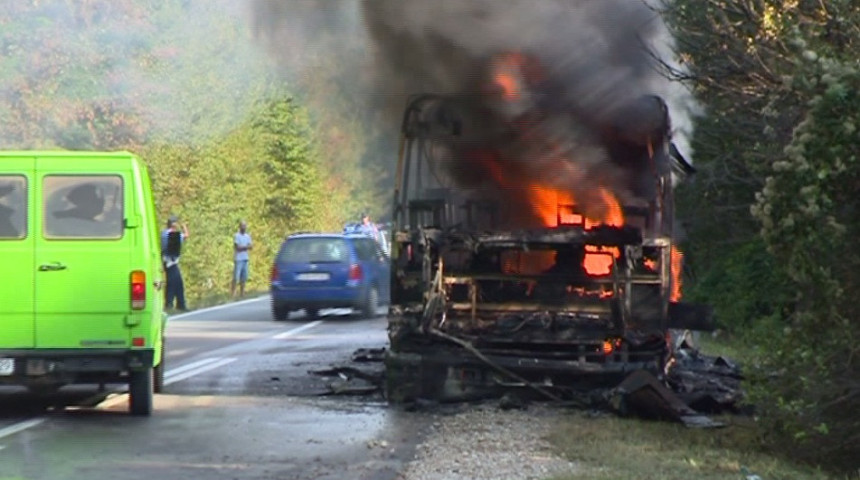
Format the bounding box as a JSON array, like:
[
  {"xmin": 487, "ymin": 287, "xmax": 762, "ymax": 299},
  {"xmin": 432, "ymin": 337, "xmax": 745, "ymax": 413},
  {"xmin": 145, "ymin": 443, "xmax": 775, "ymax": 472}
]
[{"xmin": 361, "ymin": 0, "xmax": 697, "ymax": 222}]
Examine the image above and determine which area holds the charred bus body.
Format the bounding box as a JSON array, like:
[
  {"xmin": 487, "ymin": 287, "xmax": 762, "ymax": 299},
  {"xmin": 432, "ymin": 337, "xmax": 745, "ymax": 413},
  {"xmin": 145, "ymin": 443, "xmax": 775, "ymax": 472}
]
[{"xmin": 385, "ymin": 92, "xmax": 712, "ymax": 403}]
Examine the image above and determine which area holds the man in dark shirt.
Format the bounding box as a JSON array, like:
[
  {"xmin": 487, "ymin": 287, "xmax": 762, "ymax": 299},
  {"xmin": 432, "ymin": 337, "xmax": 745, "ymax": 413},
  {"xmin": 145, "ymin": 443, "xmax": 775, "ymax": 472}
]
[{"xmin": 161, "ymin": 216, "xmax": 190, "ymax": 311}]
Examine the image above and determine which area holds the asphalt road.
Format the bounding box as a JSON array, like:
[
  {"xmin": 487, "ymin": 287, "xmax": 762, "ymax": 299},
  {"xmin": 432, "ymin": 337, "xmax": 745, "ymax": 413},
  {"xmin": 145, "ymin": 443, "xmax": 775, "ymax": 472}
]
[{"xmin": 0, "ymin": 297, "xmax": 427, "ymax": 480}]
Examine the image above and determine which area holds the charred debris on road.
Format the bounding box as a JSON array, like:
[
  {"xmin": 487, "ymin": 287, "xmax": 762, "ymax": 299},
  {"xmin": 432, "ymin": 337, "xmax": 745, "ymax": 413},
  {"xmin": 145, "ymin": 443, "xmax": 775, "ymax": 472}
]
[{"xmin": 312, "ymin": 339, "xmax": 744, "ymax": 429}]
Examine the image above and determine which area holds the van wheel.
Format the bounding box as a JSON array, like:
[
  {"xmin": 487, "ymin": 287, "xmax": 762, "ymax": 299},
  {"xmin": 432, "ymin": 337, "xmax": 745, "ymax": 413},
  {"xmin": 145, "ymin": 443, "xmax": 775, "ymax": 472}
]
[
  {"xmin": 129, "ymin": 368, "xmax": 153, "ymax": 416},
  {"xmin": 362, "ymin": 287, "xmax": 379, "ymax": 318},
  {"xmin": 272, "ymin": 302, "xmax": 289, "ymax": 321},
  {"xmin": 153, "ymin": 344, "xmax": 165, "ymax": 394}
]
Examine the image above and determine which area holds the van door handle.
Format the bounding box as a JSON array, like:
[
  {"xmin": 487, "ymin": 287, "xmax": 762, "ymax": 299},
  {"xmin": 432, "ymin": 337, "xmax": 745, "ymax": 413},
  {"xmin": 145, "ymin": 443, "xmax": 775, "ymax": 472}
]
[{"xmin": 39, "ymin": 262, "xmax": 67, "ymax": 272}]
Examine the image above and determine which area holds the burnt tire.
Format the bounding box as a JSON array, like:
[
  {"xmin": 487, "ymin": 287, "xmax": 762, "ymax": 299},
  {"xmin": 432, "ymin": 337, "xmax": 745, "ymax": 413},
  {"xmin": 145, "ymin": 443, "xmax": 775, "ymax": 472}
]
[
  {"xmin": 129, "ymin": 368, "xmax": 153, "ymax": 416},
  {"xmin": 361, "ymin": 286, "xmax": 380, "ymax": 318},
  {"xmin": 272, "ymin": 302, "xmax": 289, "ymax": 321}
]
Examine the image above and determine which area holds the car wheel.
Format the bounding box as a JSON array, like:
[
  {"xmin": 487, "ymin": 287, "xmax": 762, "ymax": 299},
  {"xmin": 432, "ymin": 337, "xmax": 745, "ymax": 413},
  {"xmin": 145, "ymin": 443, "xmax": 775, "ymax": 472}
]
[
  {"xmin": 153, "ymin": 340, "xmax": 165, "ymax": 394},
  {"xmin": 362, "ymin": 286, "xmax": 379, "ymax": 318},
  {"xmin": 129, "ymin": 368, "xmax": 154, "ymax": 416},
  {"xmin": 272, "ymin": 302, "xmax": 289, "ymax": 321},
  {"xmin": 305, "ymin": 308, "xmax": 319, "ymax": 320}
]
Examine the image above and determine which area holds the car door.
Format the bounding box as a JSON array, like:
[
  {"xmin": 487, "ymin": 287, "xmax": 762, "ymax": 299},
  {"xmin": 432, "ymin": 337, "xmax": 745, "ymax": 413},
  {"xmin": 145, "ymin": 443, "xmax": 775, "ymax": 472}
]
[
  {"xmin": 355, "ymin": 238, "xmax": 390, "ymax": 299},
  {"xmin": 0, "ymin": 160, "xmax": 35, "ymax": 351},
  {"xmin": 373, "ymin": 240, "xmax": 392, "ymax": 302},
  {"xmin": 34, "ymin": 157, "xmax": 133, "ymax": 349}
]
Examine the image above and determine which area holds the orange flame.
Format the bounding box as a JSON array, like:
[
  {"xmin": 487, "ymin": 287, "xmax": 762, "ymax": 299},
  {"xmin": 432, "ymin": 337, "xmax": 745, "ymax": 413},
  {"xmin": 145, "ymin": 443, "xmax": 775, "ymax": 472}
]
[
  {"xmin": 526, "ymin": 184, "xmax": 574, "ymax": 226},
  {"xmin": 643, "ymin": 258, "xmax": 658, "ymax": 271},
  {"xmin": 480, "ymin": 152, "xmax": 626, "ymax": 278},
  {"xmin": 526, "ymin": 184, "xmax": 623, "ymax": 230},
  {"xmin": 491, "ymin": 52, "xmax": 536, "ymax": 101},
  {"xmin": 670, "ymin": 246, "xmax": 683, "ymax": 302},
  {"xmin": 524, "ymin": 184, "xmax": 624, "ymax": 276},
  {"xmin": 583, "ymin": 245, "xmax": 617, "ymax": 276},
  {"xmin": 495, "ymin": 69, "xmax": 521, "ymax": 100}
]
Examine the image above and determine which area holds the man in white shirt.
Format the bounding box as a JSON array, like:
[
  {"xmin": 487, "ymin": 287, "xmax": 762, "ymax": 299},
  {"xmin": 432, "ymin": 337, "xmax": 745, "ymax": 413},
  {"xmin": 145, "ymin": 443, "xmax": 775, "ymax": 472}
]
[{"xmin": 231, "ymin": 220, "xmax": 252, "ymax": 297}]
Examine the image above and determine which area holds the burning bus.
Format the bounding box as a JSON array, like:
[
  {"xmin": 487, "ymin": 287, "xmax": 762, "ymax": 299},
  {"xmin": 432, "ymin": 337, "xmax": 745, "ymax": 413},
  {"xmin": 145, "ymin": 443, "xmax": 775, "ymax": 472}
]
[{"xmin": 383, "ymin": 53, "xmax": 712, "ymax": 403}]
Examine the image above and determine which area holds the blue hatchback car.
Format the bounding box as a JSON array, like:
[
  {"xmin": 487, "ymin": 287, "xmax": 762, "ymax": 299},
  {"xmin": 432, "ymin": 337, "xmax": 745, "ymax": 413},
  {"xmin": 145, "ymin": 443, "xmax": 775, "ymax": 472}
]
[{"xmin": 269, "ymin": 233, "xmax": 391, "ymax": 320}]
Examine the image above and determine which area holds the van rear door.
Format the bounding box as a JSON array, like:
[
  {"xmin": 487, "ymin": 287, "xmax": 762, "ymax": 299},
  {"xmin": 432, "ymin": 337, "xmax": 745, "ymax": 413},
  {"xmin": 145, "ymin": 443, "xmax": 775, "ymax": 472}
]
[
  {"xmin": 34, "ymin": 157, "xmax": 134, "ymax": 349},
  {"xmin": 0, "ymin": 159, "xmax": 35, "ymax": 351}
]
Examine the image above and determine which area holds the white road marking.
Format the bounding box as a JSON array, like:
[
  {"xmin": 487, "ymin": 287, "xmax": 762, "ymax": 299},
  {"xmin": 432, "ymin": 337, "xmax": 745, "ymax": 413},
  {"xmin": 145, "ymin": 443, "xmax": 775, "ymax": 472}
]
[
  {"xmin": 272, "ymin": 320, "xmax": 323, "ymax": 339},
  {"xmin": 97, "ymin": 357, "xmax": 238, "ymax": 409},
  {"xmin": 0, "ymin": 301, "xmax": 317, "ymax": 444},
  {"xmin": 163, "ymin": 357, "xmax": 222, "ymax": 379},
  {"xmin": 0, "ymin": 419, "xmax": 46, "ymax": 441},
  {"xmin": 163, "ymin": 357, "xmax": 236, "ymax": 386},
  {"xmin": 168, "ymin": 295, "xmax": 267, "ymax": 320}
]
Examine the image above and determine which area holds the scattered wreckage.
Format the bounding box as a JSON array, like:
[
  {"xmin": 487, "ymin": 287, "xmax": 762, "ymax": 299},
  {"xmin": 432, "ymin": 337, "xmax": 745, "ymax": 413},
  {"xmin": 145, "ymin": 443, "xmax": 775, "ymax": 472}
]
[
  {"xmin": 312, "ymin": 341, "xmax": 743, "ymax": 427},
  {"xmin": 312, "ymin": 87, "xmax": 743, "ymax": 426}
]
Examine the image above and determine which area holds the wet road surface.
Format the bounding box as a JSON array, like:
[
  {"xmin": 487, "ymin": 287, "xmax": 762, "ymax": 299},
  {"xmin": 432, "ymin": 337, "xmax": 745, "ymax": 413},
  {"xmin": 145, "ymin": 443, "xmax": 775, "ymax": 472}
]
[{"xmin": 0, "ymin": 297, "xmax": 427, "ymax": 480}]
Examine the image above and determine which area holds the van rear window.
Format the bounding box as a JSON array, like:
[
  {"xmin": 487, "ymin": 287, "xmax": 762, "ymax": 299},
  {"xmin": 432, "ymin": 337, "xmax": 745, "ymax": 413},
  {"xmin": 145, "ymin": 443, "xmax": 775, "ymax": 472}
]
[
  {"xmin": 43, "ymin": 176, "xmax": 124, "ymax": 239},
  {"xmin": 280, "ymin": 237, "xmax": 348, "ymax": 263},
  {"xmin": 0, "ymin": 176, "xmax": 26, "ymax": 239}
]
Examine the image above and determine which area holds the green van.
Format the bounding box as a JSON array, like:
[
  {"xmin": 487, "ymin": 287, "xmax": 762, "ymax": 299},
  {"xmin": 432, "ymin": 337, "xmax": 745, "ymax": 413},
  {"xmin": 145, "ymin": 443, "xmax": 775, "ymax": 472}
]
[{"xmin": 0, "ymin": 151, "xmax": 165, "ymax": 415}]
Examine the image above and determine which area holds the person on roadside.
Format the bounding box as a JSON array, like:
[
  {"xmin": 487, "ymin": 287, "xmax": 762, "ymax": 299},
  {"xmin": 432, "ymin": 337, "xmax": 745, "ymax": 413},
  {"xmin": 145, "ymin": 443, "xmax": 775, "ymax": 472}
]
[
  {"xmin": 358, "ymin": 212, "xmax": 379, "ymax": 237},
  {"xmin": 161, "ymin": 215, "xmax": 190, "ymax": 311},
  {"xmin": 231, "ymin": 219, "xmax": 252, "ymax": 297}
]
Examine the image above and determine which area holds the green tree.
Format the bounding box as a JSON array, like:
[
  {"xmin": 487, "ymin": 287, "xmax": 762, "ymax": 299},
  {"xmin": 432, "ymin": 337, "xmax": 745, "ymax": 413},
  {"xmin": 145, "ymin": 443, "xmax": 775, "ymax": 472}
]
[
  {"xmin": 750, "ymin": 60, "xmax": 860, "ymax": 468},
  {"xmin": 142, "ymin": 92, "xmax": 347, "ymax": 303},
  {"xmin": 666, "ymin": 0, "xmax": 860, "ymax": 470}
]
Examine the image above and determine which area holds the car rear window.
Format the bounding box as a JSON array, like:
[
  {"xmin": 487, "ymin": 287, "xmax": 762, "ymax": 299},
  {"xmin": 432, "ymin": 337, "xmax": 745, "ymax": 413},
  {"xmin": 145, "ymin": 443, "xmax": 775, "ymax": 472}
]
[
  {"xmin": 353, "ymin": 238, "xmax": 379, "ymax": 261},
  {"xmin": 0, "ymin": 175, "xmax": 26, "ymax": 239},
  {"xmin": 280, "ymin": 237, "xmax": 349, "ymax": 263},
  {"xmin": 43, "ymin": 175, "xmax": 124, "ymax": 239}
]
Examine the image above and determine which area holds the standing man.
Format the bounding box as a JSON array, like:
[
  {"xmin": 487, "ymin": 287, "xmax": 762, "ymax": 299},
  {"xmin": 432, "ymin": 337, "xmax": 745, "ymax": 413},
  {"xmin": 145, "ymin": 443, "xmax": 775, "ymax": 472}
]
[
  {"xmin": 231, "ymin": 220, "xmax": 252, "ymax": 298},
  {"xmin": 358, "ymin": 212, "xmax": 379, "ymax": 237},
  {"xmin": 161, "ymin": 215, "xmax": 190, "ymax": 311}
]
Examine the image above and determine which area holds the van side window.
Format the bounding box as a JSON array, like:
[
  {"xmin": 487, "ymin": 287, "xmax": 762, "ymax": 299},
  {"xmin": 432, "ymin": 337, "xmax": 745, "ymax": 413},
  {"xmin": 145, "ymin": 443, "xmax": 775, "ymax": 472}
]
[
  {"xmin": 43, "ymin": 176, "xmax": 124, "ymax": 239},
  {"xmin": 0, "ymin": 176, "xmax": 26, "ymax": 239}
]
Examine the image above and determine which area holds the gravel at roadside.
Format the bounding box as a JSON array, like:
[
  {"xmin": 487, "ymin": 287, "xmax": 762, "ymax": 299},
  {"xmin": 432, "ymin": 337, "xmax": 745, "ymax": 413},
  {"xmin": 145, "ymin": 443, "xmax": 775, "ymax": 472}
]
[{"xmin": 398, "ymin": 404, "xmax": 578, "ymax": 480}]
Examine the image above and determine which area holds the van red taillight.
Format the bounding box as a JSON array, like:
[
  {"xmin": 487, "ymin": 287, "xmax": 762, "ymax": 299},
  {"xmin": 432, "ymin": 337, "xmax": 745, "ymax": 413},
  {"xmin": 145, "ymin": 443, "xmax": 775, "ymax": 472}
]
[
  {"xmin": 349, "ymin": 264, "xmax": 363, "ymax": 281},
  {"xmin": 270, "ymin": 264, "xmax": 279, "ymax": 282},
  {"xmin": 132, "ymin": 337, "xmax": 145, "ymax": 347},
  {"xmin": 131, "ymin": 270, "xmax": 146, "ymax": 310}
]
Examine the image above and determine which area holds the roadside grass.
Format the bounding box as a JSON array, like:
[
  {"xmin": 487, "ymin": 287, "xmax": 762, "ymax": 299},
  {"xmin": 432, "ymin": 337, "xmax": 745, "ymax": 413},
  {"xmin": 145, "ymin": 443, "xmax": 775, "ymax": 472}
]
[
  {"xmin": 546, "ymin": 333, "xmax": 856, "ymax": 480},
  {"xmin": 696, "ymin": 331, "xmax": 752, "ymax": 364},
  {"xmin": 546, "ymin": 411, "xmax": 837, "ymax": 480},
  {"xmin": 187, "ymin": 288, "xmax": 268, "ymax": 311}
]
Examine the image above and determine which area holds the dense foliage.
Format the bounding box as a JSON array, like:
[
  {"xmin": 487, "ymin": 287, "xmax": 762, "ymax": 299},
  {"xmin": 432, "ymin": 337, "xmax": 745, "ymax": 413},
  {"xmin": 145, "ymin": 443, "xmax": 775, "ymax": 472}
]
[
  {"xmin": 666, "ymin": 0, "xmax": 859, "ymax": 470},
  {"xmin": 0, "ymin": 0, "xmax": 380, "ymax": 303},
  {"xmin": 144, "ymin": 95, "xmax": 346, "ymax": 302}
]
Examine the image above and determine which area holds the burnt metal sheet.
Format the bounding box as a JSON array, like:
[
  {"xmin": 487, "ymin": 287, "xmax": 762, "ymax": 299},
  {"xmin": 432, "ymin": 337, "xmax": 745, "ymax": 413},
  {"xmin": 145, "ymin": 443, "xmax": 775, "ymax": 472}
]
[{"xmin": 608, "ymin": 369, "xmax": 725, "ymax": 428}]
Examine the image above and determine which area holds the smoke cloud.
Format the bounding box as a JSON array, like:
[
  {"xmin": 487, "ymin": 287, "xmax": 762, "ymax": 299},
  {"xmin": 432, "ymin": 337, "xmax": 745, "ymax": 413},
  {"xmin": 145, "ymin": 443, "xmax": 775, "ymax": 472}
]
[
  {"xmin": 362, "ymin": 0, "xmax": 696, "ymax": 147},
  {"xmin": 360, "ymin": 0, "xmax": 698, "ymax": 224},
  {"xmin": 0, "ymin": 0, "xmax": 271, "ymax": 148}
]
